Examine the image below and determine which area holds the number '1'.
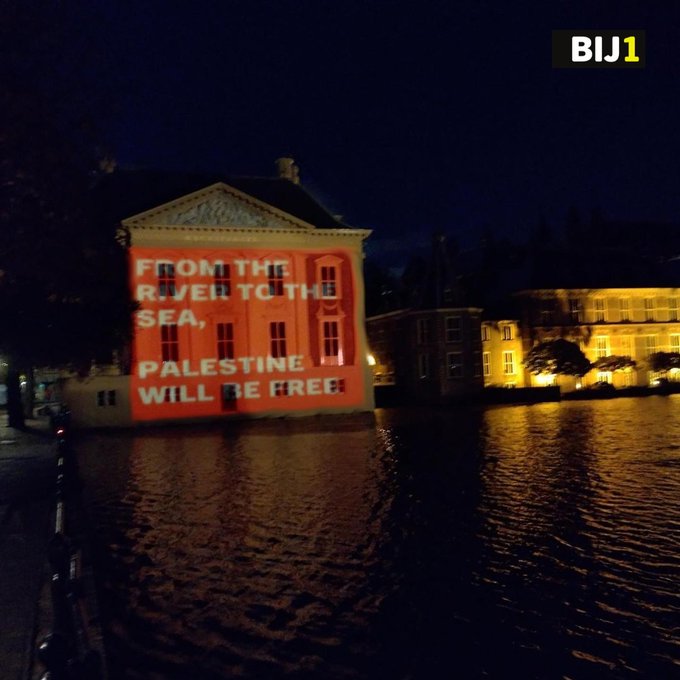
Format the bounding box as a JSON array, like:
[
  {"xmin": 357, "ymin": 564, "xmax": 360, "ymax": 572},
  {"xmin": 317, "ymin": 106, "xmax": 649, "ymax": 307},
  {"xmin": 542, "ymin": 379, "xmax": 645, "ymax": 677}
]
[{"xmin": 624, "ymin": 36, "xmax": 639, "ymax": 62}]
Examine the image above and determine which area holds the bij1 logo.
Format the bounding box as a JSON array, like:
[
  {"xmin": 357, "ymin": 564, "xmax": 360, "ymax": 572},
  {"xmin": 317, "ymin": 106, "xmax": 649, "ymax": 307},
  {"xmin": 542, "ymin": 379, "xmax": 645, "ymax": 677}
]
[{"xmin": 552, "ymin": 30, "xmax": 645, "ymax": 68}]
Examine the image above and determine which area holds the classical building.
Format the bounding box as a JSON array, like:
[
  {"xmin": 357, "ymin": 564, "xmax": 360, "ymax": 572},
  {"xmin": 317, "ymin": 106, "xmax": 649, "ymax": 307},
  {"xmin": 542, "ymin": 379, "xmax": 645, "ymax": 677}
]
[
  {"xmin": 514, "ymin": 287, "xmax": 680, "ymax": 388},
  {"xmin": 63, "ymin": 159, "xmax": 375, "ymax": 426}
]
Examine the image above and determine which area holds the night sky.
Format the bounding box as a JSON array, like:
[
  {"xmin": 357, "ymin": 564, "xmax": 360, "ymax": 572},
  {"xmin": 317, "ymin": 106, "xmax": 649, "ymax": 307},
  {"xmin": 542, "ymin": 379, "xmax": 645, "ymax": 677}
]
[{"xmin": 71, "ymin": 2, "xmax": 680, "ymax": 260}]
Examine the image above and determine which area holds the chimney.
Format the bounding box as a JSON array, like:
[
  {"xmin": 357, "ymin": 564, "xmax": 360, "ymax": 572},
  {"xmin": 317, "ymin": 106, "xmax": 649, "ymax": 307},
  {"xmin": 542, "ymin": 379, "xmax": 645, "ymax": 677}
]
[{"xmin": 276, "ymin": 157, "xmax": 300, "ymax": 184}]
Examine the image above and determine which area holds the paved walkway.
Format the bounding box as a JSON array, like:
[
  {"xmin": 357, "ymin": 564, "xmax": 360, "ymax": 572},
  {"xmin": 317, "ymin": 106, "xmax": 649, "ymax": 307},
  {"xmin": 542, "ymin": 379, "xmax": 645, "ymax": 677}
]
[{"xmin": 0, "ymin": 414, "xmax": 54, "ymax": 680}]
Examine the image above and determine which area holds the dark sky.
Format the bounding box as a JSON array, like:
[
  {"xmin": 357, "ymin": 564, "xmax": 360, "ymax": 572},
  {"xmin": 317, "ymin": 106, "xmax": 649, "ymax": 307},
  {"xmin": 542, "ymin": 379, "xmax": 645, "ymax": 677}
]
[{"xmin": 79, "ymin": 1, "xmax": 680, "ymax": 260}]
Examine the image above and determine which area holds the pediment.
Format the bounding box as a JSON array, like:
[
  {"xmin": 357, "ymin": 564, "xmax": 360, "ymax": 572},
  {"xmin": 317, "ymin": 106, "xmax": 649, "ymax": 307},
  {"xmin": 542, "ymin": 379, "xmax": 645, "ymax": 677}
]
[{"xmin": 123, "ymin": 183, "xmax": 313, "ymax": 230}]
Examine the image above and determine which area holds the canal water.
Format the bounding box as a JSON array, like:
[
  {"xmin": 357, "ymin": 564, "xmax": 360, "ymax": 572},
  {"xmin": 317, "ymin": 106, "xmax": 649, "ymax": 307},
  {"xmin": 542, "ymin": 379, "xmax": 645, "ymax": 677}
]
[{"xmin": 75, "ymin": 398, "xmax": 680, "ymax": 679}]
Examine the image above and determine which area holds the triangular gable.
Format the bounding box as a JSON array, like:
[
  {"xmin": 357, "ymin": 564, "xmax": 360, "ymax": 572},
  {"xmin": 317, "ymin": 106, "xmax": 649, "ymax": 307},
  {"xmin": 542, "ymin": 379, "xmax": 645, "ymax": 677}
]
[{"xmin": 122, "ymin": 183, "xmax": 316, "ymax": 230}]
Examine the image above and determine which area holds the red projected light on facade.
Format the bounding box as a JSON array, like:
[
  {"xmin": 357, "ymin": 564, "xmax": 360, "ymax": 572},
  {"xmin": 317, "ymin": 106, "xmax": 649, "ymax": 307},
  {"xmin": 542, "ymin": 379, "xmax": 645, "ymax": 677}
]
[{"xmin": 130, "ymin": 247, "xmax": 366, "ymax": 421}]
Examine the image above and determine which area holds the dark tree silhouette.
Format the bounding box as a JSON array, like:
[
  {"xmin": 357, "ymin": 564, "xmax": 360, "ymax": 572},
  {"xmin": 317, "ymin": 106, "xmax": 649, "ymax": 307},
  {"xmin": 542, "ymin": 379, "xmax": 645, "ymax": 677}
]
[
  {"xmin": 648, "ymin": 352, "xmax": 680, "ymax": 374},
  {"xmin": 0, "ymin": 1, "xmax": 131, "ymax": 427},
  {"xmin": 524, "ymin": 339, "xmax": 592, "ymax": 377},
  {"xmin": 592, "ymin": 355, "xmax": 637, "ymax": 372}
]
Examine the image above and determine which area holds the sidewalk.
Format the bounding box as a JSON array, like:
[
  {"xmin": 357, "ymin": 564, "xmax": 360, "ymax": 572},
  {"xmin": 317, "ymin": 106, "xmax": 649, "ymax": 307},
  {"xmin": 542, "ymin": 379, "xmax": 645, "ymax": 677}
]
[{"xmin": 0, "ymin": 413, "xmax": 54, "ymax": 680}]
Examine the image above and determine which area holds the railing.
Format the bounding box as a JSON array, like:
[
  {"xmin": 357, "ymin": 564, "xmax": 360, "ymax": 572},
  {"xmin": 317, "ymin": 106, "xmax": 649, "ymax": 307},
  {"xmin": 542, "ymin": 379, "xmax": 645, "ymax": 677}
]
[{"xmin": 36, "ymin": 412, "xmax": 104, "ymax": 680}]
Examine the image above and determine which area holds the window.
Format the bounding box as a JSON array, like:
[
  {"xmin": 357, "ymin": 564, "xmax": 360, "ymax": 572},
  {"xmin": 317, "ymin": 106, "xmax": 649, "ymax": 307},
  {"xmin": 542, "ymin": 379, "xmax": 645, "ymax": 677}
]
[
  {"xmin": 473, "ymin": 353, "xmax": 481, "ymax": 377},
  {"xmin": 501, "ymin": 325, "xmax": 513, "ymax": 341},
  {"xmin": 569, "ymin": 298, "xmax": 583, "ymax": 322},
  {"xmin": 619, "ymin": 298, "xmax": 630, "ymax": 321},
  {"xmin": 222, "ymin": 383, "xmax": 238, "ymax": 411},
  {"xmin": 483, "ymin": 352, "xmax": 491, "ymax": 377},
  {"xmin": 418, "ymin": 353, "xmax": 430, "ymax": 379},
  {"xmin": 216, "ymin": 322, "xmax": 234, "ymax": 360},
  {"xmin": 323, "ymin": 321, "xmax": 340, "ymax": 357},
  {"xmin": 214, "ymin": 264, "xmax": 231, "ymax": 297},
  {"xmin": 267, "ymin": 263, "xmax": 285, "ymax": 296},
  {"xmin": 327, "ymin": 378, "xmax": 346, "ymax": 394},
  {"xmin": 595, "ymin": 336, "xmax": 610, "ymax": 359},
  {"xmin": 416, "ymin": 318, "xmax": 431, "ymax": 344},
  {"xmin": 596, "ymin": 371, "xmax": 612, "ymax": 384},
  {"xmin": 645, "ymin": 335, "xmax": 657, "ymax": 357},
  {"xmin": 503, "ymin": 351, "xmax": 515, "ymax": 375},
  {"xmin": 669, "ymin": 297, "xmax": 678, "ymax": 322},
  {"xmin": 671, "ymin": 334, "xmax": 680, "ymax": 353},
  {"xmin": 594, "ymin": 298, "xmax": 606, "ymax": 322},
  {"xmin": 320, "ymin": 266, "xmax": 337, "ymax": 298},
  {"xmin": 96, "ymin": 390, "xmax": 117, "ymax": 407},
  {"xmin": 644, "ymin": 297, "xmax": 655, "ymax": 321},
  {"xmin": 481, "ymin": 325, "xmax": 491, "ymax": 342},
  {"xmin": 445, "ymin": 317, "xmax": 461, "ymax": 343},
  {"xmin": 270, "ymin": 321, "xmax": 287, "ymax": 358},
  {"xmin": 164, "ymin": 387, "xmax": 180, "ymax": 403},
  {"xmin": 158, "ymin": 263, "xmax": 176, "ymax": 297},
  {"xmin": 161, "ymin": 324, "xmax": 179, "ymax": 361},
  {"xmin": 272, "ymin": 381, "xmax": 289, "ymax": 397},
  {"xmin": 447, "ymin": 352, "xmax": 463, "ymax": 378}
]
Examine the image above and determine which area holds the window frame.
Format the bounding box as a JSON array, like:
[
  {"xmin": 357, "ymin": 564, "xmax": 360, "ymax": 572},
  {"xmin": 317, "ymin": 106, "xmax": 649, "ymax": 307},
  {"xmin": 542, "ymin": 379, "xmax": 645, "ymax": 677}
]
[
  {"xmin": 216, "ymin": 322, "xmax": 235, "ymax": 360},
  {"xmin": 483, "ymin": 352, "xmax": 491, "ymax": 377},
  {"xmin": 320, "ymin": 265, "xmax": 338, "ymax": 298},
  {"xmin": 267, "ymin": 263, "xmax": 285, "ymax": 297},
  {"xmin": 445, "ymin": 316, "xmax": 462, "ymax": 343},
  {"xmin": 269, "ymin": 321, "xmax": 287, "ymax": 358},
  {"xmin": 160, "ymin": 324, "xmax": 179, "ymax": 362},
  {"xmin": 158, "ymin": 263, "xmax": 176, "ymax": 298},
  {"xmin": 214, "ymin": 263, "xmax": 231, "ymax": 297},
  {"xmin": 416, "ymin": 318, "xmax": 431, "ymax": 344},
  {"xmin": 447, "ymin": 352, "xmax": 463, "ymax": 378},
  {"xmin": 502, "ymin": 350, "xmax": 515, "ymax": 375}
]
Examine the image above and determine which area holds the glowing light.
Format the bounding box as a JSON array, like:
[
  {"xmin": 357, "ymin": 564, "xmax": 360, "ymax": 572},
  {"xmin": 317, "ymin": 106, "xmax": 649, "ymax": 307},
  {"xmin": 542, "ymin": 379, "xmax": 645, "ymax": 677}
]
[
  {"xmin": 367, "ymin": 354, "xmax": 376, "ymax": 366},
  {"xmin": 535, "ymin": 373, "xmax": 556, "ymax": 386},
  {"xmin": 575, "ymin": 381, "xmax": 582, "ymax": 390}
]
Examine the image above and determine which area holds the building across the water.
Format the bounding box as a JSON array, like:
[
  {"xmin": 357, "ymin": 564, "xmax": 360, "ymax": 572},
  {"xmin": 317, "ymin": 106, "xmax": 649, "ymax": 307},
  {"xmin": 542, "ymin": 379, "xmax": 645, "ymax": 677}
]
[
  {"xmin": 514, "ymin": 287, "xmax": 680, "ymax": 389},
  {"xmin": 63, "ymin": 159, "xmax": 375, "ymax": 427},
  {"xmin": 367, "ymin": 307, "xmax": 484, "ymax": 403},
  {"xmin": 369, "ymin": 287, "xmax": 680, "ymax": 400}
]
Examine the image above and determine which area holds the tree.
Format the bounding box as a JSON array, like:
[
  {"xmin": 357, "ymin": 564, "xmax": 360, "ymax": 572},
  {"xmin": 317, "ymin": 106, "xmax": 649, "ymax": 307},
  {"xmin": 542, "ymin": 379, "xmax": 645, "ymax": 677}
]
[
  {"xmin": 524, "ymin": 339, "xmax": 592, "ymax": 377},
  {"xmin": 592, "ymin": 355, "xmax": 637, "ymax": 372},
  {"xmin": 648, "ymin": 352, "xmax": 680, "ymax": 374},
  {"xmin": 0, "ymin": 2, "xmax": 132, "ymax": 427}
]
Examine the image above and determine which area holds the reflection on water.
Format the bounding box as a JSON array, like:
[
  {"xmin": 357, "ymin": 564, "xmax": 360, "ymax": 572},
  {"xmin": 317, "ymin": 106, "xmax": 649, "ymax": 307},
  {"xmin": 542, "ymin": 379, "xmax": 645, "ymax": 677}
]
[{"xmin": 76, "ymin": 399, "xmax": 680, "ymax": 679}]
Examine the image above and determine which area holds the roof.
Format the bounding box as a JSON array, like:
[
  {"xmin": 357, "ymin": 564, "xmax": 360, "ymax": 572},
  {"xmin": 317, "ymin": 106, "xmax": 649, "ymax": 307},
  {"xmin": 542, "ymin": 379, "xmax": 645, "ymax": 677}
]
[{"xmin": 89, "ymin": 168, "xmax": 349, "ymax": 230}]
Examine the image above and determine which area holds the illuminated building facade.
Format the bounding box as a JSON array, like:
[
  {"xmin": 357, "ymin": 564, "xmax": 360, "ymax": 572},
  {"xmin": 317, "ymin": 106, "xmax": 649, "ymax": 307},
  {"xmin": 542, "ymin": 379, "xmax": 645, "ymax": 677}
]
[
  {"xmin": 64, "ymin": 161, "xmax": 374, "ymax": 426},
  {"xmin": 480, "ymin": 320, "xmax": 527, "ymax": 388},
  {"xmin": 366, "ymin": 308, "xmax": 484, "ymax": 402},
  {"xmin": 514, "ymin": 287, "xmax": 680, "ymax": 388}
]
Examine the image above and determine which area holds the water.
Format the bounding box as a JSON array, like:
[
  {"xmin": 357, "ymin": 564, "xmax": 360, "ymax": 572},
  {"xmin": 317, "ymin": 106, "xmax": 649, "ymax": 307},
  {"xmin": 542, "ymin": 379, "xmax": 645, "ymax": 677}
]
[{"xmin": 75, "ymin": 398, "xmax": 680, "ymax": 679}]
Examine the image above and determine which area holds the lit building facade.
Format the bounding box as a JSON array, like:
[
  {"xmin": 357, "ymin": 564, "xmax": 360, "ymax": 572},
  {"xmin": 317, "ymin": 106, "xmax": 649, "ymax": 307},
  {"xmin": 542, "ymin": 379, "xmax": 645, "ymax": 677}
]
[
  {"xmin": 480, "ymin": 320, "xmax": 526, "ymax": 388},
  {"xmin": 514, "ymin": 287, "xmax": 680, "ymax": 388},
  {"xmin": 64, "ymin": 167, "xmax": 374, "ymax": 426},
  {"xmin": 367, "ymin": 307, "xmax": 484, "ymax": 402}
]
